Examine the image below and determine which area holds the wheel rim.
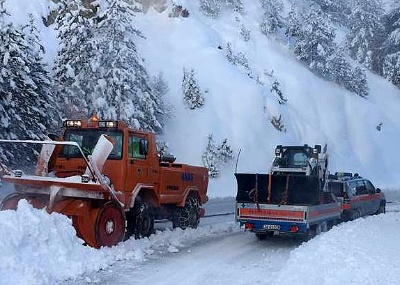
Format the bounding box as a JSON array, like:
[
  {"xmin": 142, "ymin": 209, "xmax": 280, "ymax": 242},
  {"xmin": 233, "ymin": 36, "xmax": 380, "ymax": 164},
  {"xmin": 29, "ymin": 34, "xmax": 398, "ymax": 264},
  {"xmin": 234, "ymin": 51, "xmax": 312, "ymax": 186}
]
[
  {"xmin": 95, "ymin": 202, "xmax": 126, "ymax": 247},
  {"xmin": 105, "ymin": 219, "xmax": 115, "ymax": 235}
]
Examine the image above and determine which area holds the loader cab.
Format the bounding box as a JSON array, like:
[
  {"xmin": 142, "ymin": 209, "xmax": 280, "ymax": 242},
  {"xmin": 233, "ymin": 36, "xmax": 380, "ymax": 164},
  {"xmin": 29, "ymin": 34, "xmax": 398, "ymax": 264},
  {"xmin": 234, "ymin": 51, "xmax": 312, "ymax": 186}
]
[{"xmin": 272, "ymin": 145, "xmax": 321, "ymax": 175}]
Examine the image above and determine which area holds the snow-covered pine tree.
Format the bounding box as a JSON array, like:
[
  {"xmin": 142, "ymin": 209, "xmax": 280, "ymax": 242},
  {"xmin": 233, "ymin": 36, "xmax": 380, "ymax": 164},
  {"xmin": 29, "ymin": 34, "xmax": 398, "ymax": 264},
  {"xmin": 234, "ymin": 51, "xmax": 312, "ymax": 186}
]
[
  {"xmin": 217, "ymin": 139, "xmax": 234, "ymax": 164},
  {"xmin": 382, "ymin": 6, "xmax": 400, "ymax": 86},
  {"xmin": 84, "ymin": 0, "xmax": 165, "ymax": 132},
  {"xmin": 346, "ymin": 0, "xmax": 385, "ymax": 71},
  {"xmin": 285, "ymin": 6, "xmax": 301, "ymax": 39},
  {"xmin": 150, "ymin": 72, "xmax": 170, "ymax": 128},
  {"xmin": 293, "ymin": 6, "xmax": 336, "ymax": 77},
  {"xmin": 226, "ymin": 0, "xmax": 243, "ymax": 13},
  {"xmin": 23, "ymin": 14, "xmax": 61, "ymax": 130},
  {"xmin": 327, "ymin": 49, "xmax": 369, "ymax": 97},
  {"xmin": 199, "ymin": 0, "xmax": 221, "ymax": 18},
  {"xmin": 182, "ymin": 68, "xmax": 205, "ymax": 110},
  {"xmin": 349, "ymin": 67, "xmax": 369, "ymax": 98},
  {"xmin": 0, "ymin": 4, "xmax": 60, "ymax": 168},
  {"xmin": 310, "ymin": 0, "xmax": 350, "ymax": 24},
  {"xmin": 202, "ymin": 135, "xmax": 234, "ymax": 179},
  {"xmin": 53, "ymin": 0, "xmax": 95, "ymax": 119},
  {"xmin": 383, "ymin": 53, "xmax": 400, "ymax": 86},
  {"xmin": 239, "ymin": 23, "xmax": 251, "ymax": 42},
  {"xmin": 202, "ymin": 135, "xmax": 220, "ymax": 178},
  {"xmin": 259, "ymin": 0, "xmax": 284, "ymax": 36}
]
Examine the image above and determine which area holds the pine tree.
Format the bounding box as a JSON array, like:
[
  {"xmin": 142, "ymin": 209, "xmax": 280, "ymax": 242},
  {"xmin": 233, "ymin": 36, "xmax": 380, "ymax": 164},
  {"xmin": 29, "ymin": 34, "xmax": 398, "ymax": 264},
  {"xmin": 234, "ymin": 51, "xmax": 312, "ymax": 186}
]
[
  {"xmin": 310, "ymin": 0, "xmax": 350, "ymax": 24},
  {"xmin": 202, "ymin": 135, "xmax": 220, "ymax": 178},
  {"xmin": 217, "ymin": 139, "xmax": 234, "ymax": 164},
  {"xmin": 350, "ymin": 67, "xmax": 369, "ymax": 98},
  {"xmin": 285, "ymin": 6, "xmax": 301, "ymax": 39},
  {"xmin": 199, "ymin": 0, "xmax": 221, "ymax": 18},
  {"xmin": 182, "ymin": 68, "xmax": 205, "ymax": 110},
  {"xmin": 293, "ymin": 6, "xmax": 336, "ymax": 77},
  {"xmin": 226, "ymin": 0, "xmax": 243, "ymax": 13},
  {"xmin": 53, "ymin": 0, "xmax": 94, "ymax": 119},
  {"xmin": 382, "ymin": 6, "xmax": 400, "ymax": 86},
  {"xmin": 149, "ymin": 72, "xmax": 170, "ymax": 128},
  {"xmin": 0, "ymin": 3, "xmax": 60, "ymax": 168},
  {"xmin": 346, "ymin": 0, "xmax": 385, "ymax": 71},
  {"xmin": 202, "ymin": 135, "xmax": 234, "ymax": 179},
  {"xmin": 82, "ymin": 0, "xmax": 165, "ymax": 132},
  {"xmin": 259, "ymin": 0, "xmax": 284, "ymax": 35},
  {"xmin": 327, "ymin": 50, "xmax": 369, "ymax": 97}
]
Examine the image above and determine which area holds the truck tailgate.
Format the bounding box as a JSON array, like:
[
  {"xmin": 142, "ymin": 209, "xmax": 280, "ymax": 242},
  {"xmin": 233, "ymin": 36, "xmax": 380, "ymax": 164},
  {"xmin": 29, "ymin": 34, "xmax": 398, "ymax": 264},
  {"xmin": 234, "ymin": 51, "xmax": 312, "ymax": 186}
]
[
  {"xmin": 236, "ymin": 202, "xmax": 308, "ymax": 233},
  {"xmin": 236, "ymin": 202, "xmax": 341, "ymax": 235}
]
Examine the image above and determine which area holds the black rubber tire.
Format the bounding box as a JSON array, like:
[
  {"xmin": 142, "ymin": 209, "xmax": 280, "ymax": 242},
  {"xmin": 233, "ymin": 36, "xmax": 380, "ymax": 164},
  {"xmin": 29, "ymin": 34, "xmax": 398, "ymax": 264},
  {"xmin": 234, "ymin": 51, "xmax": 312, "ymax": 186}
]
[
  {"xmin": 376, "ymin": 202, "xmax": 386, "ymax": 215},
  {"xmin": 172, "ymin": 196, "xmax": 200, "ymax": 230},
  {"xmin": 126, "ymin": 199, "xmax": 154, "ymax": 240}
]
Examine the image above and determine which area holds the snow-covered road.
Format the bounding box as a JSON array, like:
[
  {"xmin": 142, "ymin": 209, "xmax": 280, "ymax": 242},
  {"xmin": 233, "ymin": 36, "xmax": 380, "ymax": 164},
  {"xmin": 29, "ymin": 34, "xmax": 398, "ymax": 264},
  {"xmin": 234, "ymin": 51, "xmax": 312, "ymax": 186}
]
[
  {"xmin": 86, "ymin": 231, "xmax": 297, "ymax": 285},
  {"xmin": 62, "ymin": 210, "xmax": 300, "ymax": 285},
  {"xmin": 62, "ymin": 193, "xmax": 400, "ymax": 285},
  {"xmin": 1, "ymin": 193, "xmax": 400, "ymax": 285}
]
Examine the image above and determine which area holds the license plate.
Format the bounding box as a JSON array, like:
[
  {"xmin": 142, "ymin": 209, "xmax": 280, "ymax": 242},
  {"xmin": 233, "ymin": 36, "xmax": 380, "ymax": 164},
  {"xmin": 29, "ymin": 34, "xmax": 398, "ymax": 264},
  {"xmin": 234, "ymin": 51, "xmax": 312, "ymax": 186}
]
[{"xmin": 263, "ymin": 224, "xmax": 280, "ymax": 230}]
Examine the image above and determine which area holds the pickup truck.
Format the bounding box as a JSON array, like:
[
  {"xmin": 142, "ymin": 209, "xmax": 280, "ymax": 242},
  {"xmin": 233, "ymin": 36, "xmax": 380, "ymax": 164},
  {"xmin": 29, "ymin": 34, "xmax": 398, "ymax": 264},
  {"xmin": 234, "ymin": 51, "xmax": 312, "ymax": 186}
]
[
  {"xmin": 235, "ymin": 145, "xmax": 342, "ymax": 239},
  {"xmin": 327, "ymin": 172, "xmax": 386, "ymax": 221}
]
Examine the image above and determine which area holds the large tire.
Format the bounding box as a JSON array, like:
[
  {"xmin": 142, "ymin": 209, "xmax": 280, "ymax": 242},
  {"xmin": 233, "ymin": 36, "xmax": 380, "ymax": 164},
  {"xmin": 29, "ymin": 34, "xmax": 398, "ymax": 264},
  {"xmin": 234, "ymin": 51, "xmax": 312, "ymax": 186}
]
[
  {"xmin": 350, "ymin": 209, "xmax": 362, "ymax": 221},
  {"xmin": 172, "ymin": 196, "xmax": 200, "ymax": 230},
  {"xmin": 375, "ymin": 201, "xmax": 386, "ymax": 215},
  {"xmin": 126, "ymin": 199, "xmax": 154, "ymax": 239},
  {"xmin": 95, "ymin": 202, "xmax": 126, "ymax": 247}
]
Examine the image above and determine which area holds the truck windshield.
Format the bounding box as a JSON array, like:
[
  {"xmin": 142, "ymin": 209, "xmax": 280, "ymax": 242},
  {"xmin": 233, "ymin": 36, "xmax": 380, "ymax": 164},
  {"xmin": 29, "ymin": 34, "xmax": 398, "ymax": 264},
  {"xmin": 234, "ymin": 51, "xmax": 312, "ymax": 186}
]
[{"xmin": 62, "ymin": 130, "xmax": 123, "ymax": 159}]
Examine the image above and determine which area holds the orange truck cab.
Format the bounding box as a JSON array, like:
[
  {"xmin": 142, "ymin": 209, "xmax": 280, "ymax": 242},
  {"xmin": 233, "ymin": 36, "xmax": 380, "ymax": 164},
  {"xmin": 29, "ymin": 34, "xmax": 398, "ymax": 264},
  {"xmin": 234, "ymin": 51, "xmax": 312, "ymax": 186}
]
[{"xmin": 0, "ymin": 117, "xmax": 209, "ymax": 248}]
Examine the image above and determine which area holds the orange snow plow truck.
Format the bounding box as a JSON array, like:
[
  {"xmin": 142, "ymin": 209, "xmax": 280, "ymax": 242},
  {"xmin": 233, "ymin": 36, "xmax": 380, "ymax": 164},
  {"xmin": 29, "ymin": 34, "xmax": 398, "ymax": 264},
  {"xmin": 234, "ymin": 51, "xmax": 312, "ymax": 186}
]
[{"xmin": 0, "ymin": 117, "xmax": 209, "ymax": 248}]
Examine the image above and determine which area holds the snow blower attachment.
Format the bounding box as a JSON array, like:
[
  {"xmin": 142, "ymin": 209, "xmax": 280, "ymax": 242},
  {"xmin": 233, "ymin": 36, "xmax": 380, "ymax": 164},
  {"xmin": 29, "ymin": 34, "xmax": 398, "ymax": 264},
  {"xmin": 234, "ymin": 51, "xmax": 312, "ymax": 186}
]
[{"xmin": 0, "ymin": 117, "xmax": 209, "ymax": 248}]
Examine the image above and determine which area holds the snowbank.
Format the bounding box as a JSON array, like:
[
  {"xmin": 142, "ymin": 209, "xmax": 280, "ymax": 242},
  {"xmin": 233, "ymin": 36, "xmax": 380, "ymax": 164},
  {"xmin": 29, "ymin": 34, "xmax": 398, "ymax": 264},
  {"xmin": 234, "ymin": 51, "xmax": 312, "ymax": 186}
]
[
  {"xmin": 0, "ymin": 201, "xmax": 237, "ymax": 285},
  {"xmin": 273, "ymin": 212, "xmax": 400, "ymax": 285}
]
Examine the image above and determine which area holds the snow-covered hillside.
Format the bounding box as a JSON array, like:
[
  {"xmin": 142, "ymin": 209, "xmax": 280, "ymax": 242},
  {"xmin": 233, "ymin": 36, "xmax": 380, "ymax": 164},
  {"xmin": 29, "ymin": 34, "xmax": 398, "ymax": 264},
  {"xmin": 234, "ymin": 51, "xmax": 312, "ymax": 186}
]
[
  {"xmin": 3, "ymin": 1, "xmax": 400, "ymax": 199},
  {"xmin": 132, "ymin": 1, "xmax": 400, "ymax": 196}
]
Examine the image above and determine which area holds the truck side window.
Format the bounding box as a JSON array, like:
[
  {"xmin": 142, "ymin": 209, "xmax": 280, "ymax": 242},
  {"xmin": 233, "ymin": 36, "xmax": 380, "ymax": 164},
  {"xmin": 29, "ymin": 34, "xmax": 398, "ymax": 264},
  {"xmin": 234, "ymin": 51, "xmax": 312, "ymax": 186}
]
[
  {"xmin": 347, "ymin": 181, "xmax": 357, "ymax": 196},
  {"xmin": 364, "ymin": 180, "xmax": 375, "ymax": 194},
  {"xmin": 129, "ymin": 135, "xmax": 148, "ymax": 159},
  {"xmin": 355, "ymin": 180, "xmax": 367, "ymax": 195}
]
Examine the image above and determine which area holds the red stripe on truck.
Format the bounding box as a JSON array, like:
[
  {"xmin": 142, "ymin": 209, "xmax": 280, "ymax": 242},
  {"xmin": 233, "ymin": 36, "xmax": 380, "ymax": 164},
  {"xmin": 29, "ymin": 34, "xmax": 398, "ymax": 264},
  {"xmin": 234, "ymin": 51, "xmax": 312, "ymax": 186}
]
[{"xmin": 239, "ymin": 208, "xmax": 304, "ymax": 220}]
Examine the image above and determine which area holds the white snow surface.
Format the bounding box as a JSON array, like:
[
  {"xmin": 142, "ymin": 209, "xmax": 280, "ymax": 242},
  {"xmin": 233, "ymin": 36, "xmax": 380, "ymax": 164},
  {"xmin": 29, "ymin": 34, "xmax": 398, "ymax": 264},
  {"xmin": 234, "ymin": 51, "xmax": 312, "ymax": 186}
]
[
  {"xmin": 4, "ymin": 0, "xmax": 400, "ymax": 197},
  {"xmin": 1, "ymin": 200, "xmax": 400, "ymax": 285},
  {"xmin": 2, "ymin": 1, "xmax": 400, "ymax": 284},
  {"xmin": 0, "ymin": 200, "xmax": 238, "ymax": 285}
]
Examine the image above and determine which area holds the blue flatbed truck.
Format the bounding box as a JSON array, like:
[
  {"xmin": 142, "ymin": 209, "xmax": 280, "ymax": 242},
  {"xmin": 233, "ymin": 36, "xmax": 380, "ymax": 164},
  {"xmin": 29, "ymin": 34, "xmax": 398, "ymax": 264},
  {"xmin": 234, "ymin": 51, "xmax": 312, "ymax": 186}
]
[{"xmin": 235, "ymin": 145, "xmax": 341, "ymax": 239}]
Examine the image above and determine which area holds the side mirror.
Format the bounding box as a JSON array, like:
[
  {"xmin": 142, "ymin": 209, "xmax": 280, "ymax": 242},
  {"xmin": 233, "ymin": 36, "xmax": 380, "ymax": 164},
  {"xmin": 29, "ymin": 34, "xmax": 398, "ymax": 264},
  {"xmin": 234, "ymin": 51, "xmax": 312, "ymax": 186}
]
[{"xmin": 376, "ymin": 188, "xmax": 381, "ymax": 193}]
